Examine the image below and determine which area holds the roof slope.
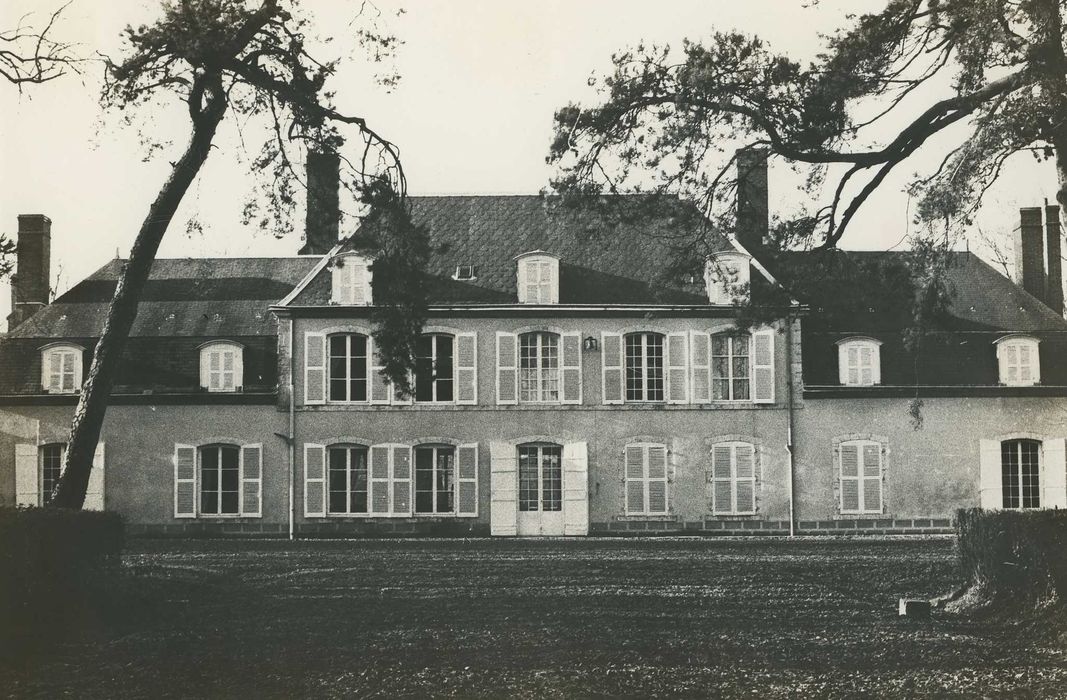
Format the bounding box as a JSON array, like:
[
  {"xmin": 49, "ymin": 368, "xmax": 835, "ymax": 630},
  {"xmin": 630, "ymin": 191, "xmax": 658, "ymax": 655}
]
[{"xmin": 8, "ymin": 257, "xmax": 318, "ymax": 338}]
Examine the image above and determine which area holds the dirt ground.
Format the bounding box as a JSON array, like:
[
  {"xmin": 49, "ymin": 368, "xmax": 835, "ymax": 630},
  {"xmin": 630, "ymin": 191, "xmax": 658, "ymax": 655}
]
[{"xmin": 3, "ymin": 537, "xmax": 1066, "ymax": 698}]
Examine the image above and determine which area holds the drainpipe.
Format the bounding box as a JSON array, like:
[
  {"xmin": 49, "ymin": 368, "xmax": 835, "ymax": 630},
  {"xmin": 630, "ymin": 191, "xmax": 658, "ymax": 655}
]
[
  {"xmin": 288, "ymin": 317, "xmax": 296, "ymax": 541},
  {"xmin": 785, "ymin": 315, "xmax": 797, "ymax": 537}
]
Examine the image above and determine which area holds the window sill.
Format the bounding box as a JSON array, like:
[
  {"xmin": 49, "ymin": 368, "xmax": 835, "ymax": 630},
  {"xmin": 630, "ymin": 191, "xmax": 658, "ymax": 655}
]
[
  {"xmin": 318, "ymin": 513, "xmax": 477, "ymax": 520},
  {"xmin": 615, "ymin": 514, "xmax": 679, "ymax": 522},
  {"xmin": 707, "ymin": 512, "xmax": 758, "ymax": 518}
]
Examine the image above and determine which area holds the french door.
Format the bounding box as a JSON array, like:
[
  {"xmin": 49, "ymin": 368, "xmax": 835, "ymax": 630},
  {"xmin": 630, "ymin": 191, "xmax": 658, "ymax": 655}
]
[{"xmin": 517, "ymin": 443, "xmax": 564, "ymax": 535}]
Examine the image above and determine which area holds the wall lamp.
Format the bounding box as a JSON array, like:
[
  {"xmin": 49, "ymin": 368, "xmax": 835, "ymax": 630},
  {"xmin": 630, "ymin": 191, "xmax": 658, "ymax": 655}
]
[{"xmin": 583, "ymin": 336, "xmax": 598, "ymax": 352}]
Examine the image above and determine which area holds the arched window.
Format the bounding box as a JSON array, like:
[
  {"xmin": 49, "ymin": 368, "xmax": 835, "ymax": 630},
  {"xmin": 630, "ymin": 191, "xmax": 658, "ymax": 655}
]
[
  {"xmin": 328, "ymin": 444, "xmax": 370, "ymax": 515},
  {"xmin": 40, "ymin": 343, "xmax": 83, "ymax": 394},
  {"xmin": 836, "ymin": 337, "xmax": 882, "ymax": 386},
  {"xmin": 414, "ymin": 444, "xmax": 456, "ymax": 514},
  {"xmin": 415, "ymin": 333, "xmax": 454, "ymax": 402},
  {"xmin": 704, "ymin": 252, "xmax": 751, "ymax": 305},
  {"xmin": 711, "ymin": 332, "xmax": 750, "ymax": 401},
  {"xmin": 710, "ymin": 441, "xmax": 757, "ymax": 515},
  {"xmin": 330, "ymin": 253, "xmax": 373, "ymax": 305},
  {"xmin": 516, "ymin": 252, "xmax": 559, "ymax": 304},
  {"xmin": 995, "ymin": 335, "xmax": 1040, "ymax": 386},
  {"xmin": 838, "ymin": 440, "xmax": 884, "ymax": 514},
  {"xmin": 625, "ymin": 332, "xmax": 664, "ymax": 402},
  {"xmin": 519, "ymin": 331, "xmax": 560, "ymax": 403},
  {"xmin": 328, "ymin": 333, "xmax": 369, "ymax": 402},
  {"xmin": 199, "ymin": 444, "xmax": 240, "ymax": 515},
  {"xmin": 1002, "ymin": 439, "xmax": 1041, "ymax": 509},
  {"xmin": 199, "ymin": 341, "xmax": 244, "ymax": 392},
  {"xmin": 518, "ymin": 443, "xmax": 562, "ymax": 513},
  {"xmin": 39, "ymin": 443, "xmax": 64, "ymax": 506}
]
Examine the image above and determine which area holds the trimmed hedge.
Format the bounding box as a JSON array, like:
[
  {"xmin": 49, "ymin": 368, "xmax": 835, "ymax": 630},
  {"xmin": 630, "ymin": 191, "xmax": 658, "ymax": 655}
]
[
  {"xmin": 0, "ymin": 507, "xmax": 125, "ymax": 656},
  {"xmin": 955, "ymin": 507, "xmax": 1067, "ymax": 607}
]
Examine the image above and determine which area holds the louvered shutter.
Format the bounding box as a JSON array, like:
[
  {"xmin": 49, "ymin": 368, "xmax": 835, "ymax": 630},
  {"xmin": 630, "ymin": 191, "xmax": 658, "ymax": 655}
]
[
  {"xmin": 456, "ymin": 333, "xmax": 478, "ymax": 405},
  {"xmin": 563, "ymin": 441, "xmax": 589, "ymax": 536},
  {"xmin": 978, "ymin": 439, "xmax": 1001, "ymax": 509},
  {"xmin": 496, "ymin": 333, "xmax": 518, "ymax": 405},
  {"xmin": 42, "ymin": 351, "xmax": 61, "ymax": 392},
  {"xmin": 15, "ymin": 443, "xmax": 39, "ymax": 507},
  {"xmin": 457, "ymin": 443, "xmax": 479, "ymax": 516},
  {"xmin": 84, "ymin": 442, "xmax": 106, "ymax": 511},
  {"xmin": 735, "ymin": 444, "xmax": 756, "ymax": 514},
  {"xmin": 1019, "ymin": 345, "xmax": 1032, "ymax": 383},
  {"xmin": 1043, "ymin": 438, "xmax": 1067, "ymax": 509},
  {"xmin": 625, "ymin": 445, "xmax": 645, "ymax": 514},
  {"xmin": 666, "ymin": 332, "xmax": 689, "ymax": 404},
  {"xmin": 330, "ymin": 261, "xmax": 346, "ymax": 303},
  {"xmin": 690, "ymin": 331, "xmax": 711, "ymax": 403},
  {"xmin": 200, "ymin": 349, "xmax": 212, "ymax": 390},
  {"xmin": 602, "ymin": 332, "xmax": 624, "ymax": 404},
  {"xmin": 561, "ymin": 332, "xmax": 582, "ymax": 404},
  {"xmin": 711, "ymin": 445, "xmax": 733, "ymax": 514},
  {"xmin": 304, "ymin": 332, "xmax": 327, "ymax": 405},
  {"xmin": 839, "ymin": 443, "xmax": 860, "ymax": 513},
  {"xmin": 647, "ymin": 445, "xmax": 668, "ymax": 514},
  {"xmin": 861, "ymin": 443, "xmax": 882, "ymax": 513},
  {"xmin": 241, "ymin": 444, "xmax": 263, "ymax": 517},
  {"xmin": 303, "ymin": 443, "xmax": 326, "ymax": 517},
  {"xmin": 489, "ymin": 441, "xmax": 518, "ymax": 535},
  {"xmin": 370, "ymin": 446, "xmax": 392, "ymax": 514},
  {"xmin": 174, "ymin": 444, "xmax": 197, "ymax": 518},
  {"xmin": 369, "ymin": 339, "xmax": 392, "ymax": 404},
  {"xmin": 391, "ymin": 446, "xmax": 412, "ymax": 515},
  {"xmin": 751, "ymin": 328, "xmax": 775, "ymax": 403}
]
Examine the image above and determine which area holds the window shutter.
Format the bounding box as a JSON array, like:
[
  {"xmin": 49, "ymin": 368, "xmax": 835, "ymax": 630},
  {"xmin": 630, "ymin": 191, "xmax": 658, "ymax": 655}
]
[
  {"xmin": 15, "ymin": 443, "xmax": 39, "ymax": 507},
  {"xmin": 839, "ymin": 444, "xmax": 860, "ymax": 513},
  {"xmin": 666, "ymin": 332, "xmax": 689, "ymax": 404},
  {"xmin": 978, "ymin": 439, "xmax": 1001, "ymax": 509},
  {"xmin": 562, "ymin": 441, "xmax": 589, "ymax": 536},
  {"xmin": 560, "ymin": 332, "xmax": 582, "ymax": 404},
  {"xmin": 625, "ymin": 445, "xmax": 645, "ymax": 514},
  {"xmin": 711, "ymin": 445, "xmax": 733, "ymax": 514},
  {"xmin": 859, "ymin": 347, "xmax": 873, "ymax": 385},
  {"xmin": 647, "ymin": 445, "xmax": 668, "ymax": 514},
  {"xmin": 601, "ymin": 332, "xmax": 624, "ymax": 404},
  {"xmin": 174, "ymin": 444, "xmax": 197, "ymax": 518},
  {"xmin": 516, "ymin": 260, "xmax": 528, "ymax": 303},
  {"xmin": 200, "ymin": 349, "xmax": 213, "ymax": 391},
  {"xmin": 751, "ymin": 328, "xmax": 775, "ymax": 404},
  {"xmin": 240, "ymin": 444, "xmax": 263, "ymax": 517},
  {"xmin": 1043, "ymin": 437, "xmax": 1066, "ymax": 509},
  {"xmin": 862, "ymin": 443, "xmax": 882, "ymax": 513},
  {"xmin": 304, "ymin": 332, "xmax": 327, "ymax": 405},
  {"xmin": 495, "ymin": 332, "xmax": 518, "ymax": 405},
  {"xmin": 690, "ymin": 331, "xmax": 711, "ymax": 403},
  {"xmin": 456, "ymin": 332, "xmax": 478, "ymax": 405},
  {"xmin": 489, "ymin": 441, "xmax": 518, "ymax": 535},
  {"xmin": 390, "ymin": 446, "xmax": 412, "ymax": 515},
  {"xmin": 42, "ymin": 351, "xmax": 60, "ymax": 392},
  {"xmin": 369, "ymin": 339, "xmax": 392, "ymax": 405},
  {"xmin": 84, "ymin": 442, "xmax": 106, "ymax": 511},
  {"xmin": 735, "ymin": 444, "xmax": 756, "ymax": 514},
  {"xmin": 232, "ymin": 347, "xmax": 244, "ymax": 390},
  {"xmin": 369, "ymin": 446, "xmax": 392, "ymax": 514},
  {"xmin": 838, "ymin": 345, "xmax": 850, "ymax": 385},
  {"xmin": 392, "ymin": 372, "xmax": 414, "ymax": 405},
  {"xmin": 303, "ymin": 443, "xmax": 326, "ymax": 517},
  {"xmin": 351, "ymin": 264, "xmax": 369, "ymax": 305},
  {"xmin": 457, "ymin": 443, "xmax": 479, "ymax": 516}
]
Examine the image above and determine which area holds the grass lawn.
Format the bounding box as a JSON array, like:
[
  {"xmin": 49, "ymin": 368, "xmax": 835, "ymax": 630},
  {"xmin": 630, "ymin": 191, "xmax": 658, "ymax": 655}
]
[{"xmin": 3, "ymin": 537, "xmax": 1066, "ymax": 698}]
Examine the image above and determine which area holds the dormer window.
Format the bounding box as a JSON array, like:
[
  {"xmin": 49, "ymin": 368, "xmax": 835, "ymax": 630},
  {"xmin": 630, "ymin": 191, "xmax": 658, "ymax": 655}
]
[
  {"xmin": 40, "ymin": 343, "xmax": 83, "ymax": 394},
  {"xmin": 199, "ymin": 341, "xmax": 244, "ymax": 392},
  {"xmin": 705, "ymin": 252, "xmax": 751, "ymax": 305},
  {"xmin": 516, "ymin": 252, "xmax": 559, "ymax": 304},
  {"xmin": 331, "ymin": 253, "xmax": 372, "ymax": 305},
  {"xmin": 996, "ymin": 335, "xmax": 1040, "ymax": 386},
  {"xmin": 454, "ymin": 264, "xmax": 477, "ymax": 281},
  {"xmin": 836, "ymin": 337, "xmax": 882, "ymax": 386}
]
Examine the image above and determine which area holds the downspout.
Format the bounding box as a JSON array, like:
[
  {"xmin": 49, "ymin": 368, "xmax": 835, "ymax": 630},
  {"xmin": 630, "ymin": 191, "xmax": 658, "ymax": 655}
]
[
  {"xmin": 785, "ymin": 315, "xmax": 797, "ymax": 537},
  {"xmin": 288, "ymin": 316, "xmax": 296, "ymax": 541}
]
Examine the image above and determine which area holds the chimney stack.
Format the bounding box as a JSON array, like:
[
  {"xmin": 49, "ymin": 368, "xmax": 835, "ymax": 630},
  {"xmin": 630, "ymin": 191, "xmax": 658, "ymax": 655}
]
[
  {"xmin": 7, "ymin": 214, "xmax": 52, "ymax": 330},
  {"xmin": 1015, "ymin": 207, "xmax": 1046, "ymax": 302},
  {"xmin": 299, "ymin": 150, "xmax": 340, "ymax": 255},
  {"xmin": 735, "ymin": 147, "xmax": 769, "ymax": 254},
  {"xmin": 1044, "ymin": 204, "xmax": 1063, "ymax": 316}
]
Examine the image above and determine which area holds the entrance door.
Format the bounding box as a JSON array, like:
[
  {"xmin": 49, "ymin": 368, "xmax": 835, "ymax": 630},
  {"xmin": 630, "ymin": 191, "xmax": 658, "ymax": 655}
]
[{"xmin": 516, "ymin": 444, "xmax": 564, "ymax": 535}]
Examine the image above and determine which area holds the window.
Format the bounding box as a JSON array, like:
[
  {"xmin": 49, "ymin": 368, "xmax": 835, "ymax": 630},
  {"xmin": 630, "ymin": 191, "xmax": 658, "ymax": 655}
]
[
  {"xmin": 199, "ymin": 445, "xmax": 240, "ymax": 515},
  {"xmin": 836, "ymin": 337, "xmax": 881, "ymax": 386},
  {"xmin": 625, "ymin": 332, "xmax": 664, "ymax": 402},
  {"xmin": 328, "ymin": 445, "xmax": 369, "ymax": 514},
  {"xmin": 519, "ymin": 332, "xmax": 560, "ymax": 403},
  {"xmin": 415, "ymin": 445, "xmax": 456, "ymax": 514},
  {"xmin": 1002, "ymin": 439, "xmax": 1041, "ymax": 509},
  {"xmin": 712, "ymin": 333, "xmax": 750, "ymax": 401},
  {"xmin": 199, "ymin": 342, "xmax": 243, "ymax": 392},
  {"xmin": 41, "ymin": 343, "xmax": 82, "ymax": 394},
  {"xmin": 705, "ymin": 252, "xmax": 751, "ymax": 304},
  {"xmin": 328, "ymin": 333, "xmax": 369, "ymax": 402},
  {"xmin": 517, "ymin": 253, "xmax": 559, "ymax": 304},
  {"xmin": 839, "ymin": 440, "xmax": 883, "ymax": 514},
  {"xmin": 40, "ymin": 443, "xmax": 64, "ymax": 506},
  {"xmin": 518, "ymin": 443, "xmax": 562, "ymax": 513},
  {"xmin": 996, "ymin": 335, "xmax": 1040, "ymax": 386},
  {"xmin": 331, "ymin": 254, "xmax": 372, "ymax": 305},
  {"xmin": 710, "ymin": 442, "xmax": 757, "ymax": 515},
  {"xmin": 454, "ymin": 264, "xmax": 477, "ymax": 280},
  {"xmin": 625, "ymin": 443, "xmax": 669, "ymax": 515},
  {"xmin": 415, "ymin": 334, "xmax": 454, "ymax": 402}
]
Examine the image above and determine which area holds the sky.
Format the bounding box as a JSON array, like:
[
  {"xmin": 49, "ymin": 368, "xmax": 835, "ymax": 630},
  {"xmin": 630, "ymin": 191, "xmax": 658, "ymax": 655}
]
[{"xmin": 0, "ymin": 0, "xmax": 1060, "ymax": 329}]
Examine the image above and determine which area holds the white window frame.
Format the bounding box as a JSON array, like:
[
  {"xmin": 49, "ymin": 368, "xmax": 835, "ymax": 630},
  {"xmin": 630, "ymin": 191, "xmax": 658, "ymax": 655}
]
[
  {"xmin": 415, "ymin": 333, "xmax": 456, "ymax": 403},
  {"xmin": 624, "ymin": 332, "xmax": 665, "ymax": 402},
  {"xmin": 519, "ymin": 331, "xmax": 561, "ymax": 403},
  {"xmin": 624, "ymin": 443, "xmax": 670, "ymax": 515},
  {"xmin": 516, "ymin": 253, "xmax": 559, "ymax": 304},
  {"xmin": 414, "ymin": 444, "xmax": 458, "ymax": 515},
  {"xmin": 198, "ymin": 443, "xmax": 242, "ymax": 517},
  {"xmin": 327, "ymin": 333, "xmax": 371, "ymax": 403},
  {"xmin": 330, "ymin": 253, "xmax": 373, "ymax": 305},
  {"xmin": 199, "ymin": 341, "xmax": 243, "ymax": 393},
  {"xmin": 838, "ymin": 440, "xmax": 884, "ymax": 515},
  {"xmin": 325, "ymin": 444, "xmax": 370, "ymax": 515},
  {"xmin": 705, "ymin": 252, "xmax": 751, "ymax": 305},
  {"xmin": 40, "ymin": 343, "xmax": 83, "ymax": 394},
  {"xmin": 40, "ymin": 443, "xmax": 65, "ymax": 506},
  {"xmin": 710, "ymin": 441, "xmax": 758, "ymax": 515},
  {"xmin": 1000, "ymin": 438, "xmax": 1042, "ymax": 510},
  {"xmin": 836, "ymin": 337, "xmax": 882, "ymax": 386},
  {"xmin": 711, "ymin": 332, "xmax": 750, "ymax": 402},
  {"xmin": 995, "ymin": 335, "xmax": 1040, "ymax": 386}
]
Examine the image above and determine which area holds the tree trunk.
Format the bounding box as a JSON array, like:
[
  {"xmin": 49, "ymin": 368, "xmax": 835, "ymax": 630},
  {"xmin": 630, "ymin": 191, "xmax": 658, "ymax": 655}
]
[
  {"xmin": 1031, "ymin": 0, "xmax": 1067, "ymax": 214},
  {"xmin": 51, "ymin": 80, "xmax": 228, "ymax": 509}
]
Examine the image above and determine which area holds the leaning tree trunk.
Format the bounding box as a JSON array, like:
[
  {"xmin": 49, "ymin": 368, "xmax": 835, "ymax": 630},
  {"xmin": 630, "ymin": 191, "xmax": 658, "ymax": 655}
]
[
  {"xmin": 51, "ymin": 77, "xmax": 228, "ymax": 509},
  {"xmin": 1031, "ymin": 0, "xmax": 1067, "ymax": 216}
]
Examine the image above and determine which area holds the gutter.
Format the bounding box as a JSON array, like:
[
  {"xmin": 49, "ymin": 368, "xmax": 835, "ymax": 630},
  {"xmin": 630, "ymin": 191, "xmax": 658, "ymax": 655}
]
[
  {"xmin": 288, "ymin": 317, "xmax": 296, "ymax": 541},
  {"xmin": 785, "ymin": 316, "xmax": 797, "ymax": 537}
]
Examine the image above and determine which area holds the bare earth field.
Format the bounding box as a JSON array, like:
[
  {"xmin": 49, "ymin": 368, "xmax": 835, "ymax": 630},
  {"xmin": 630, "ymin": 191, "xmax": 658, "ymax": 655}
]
[{"xmin": 3, "ymin": 537, "xmax": 1066, "ymax": 698}]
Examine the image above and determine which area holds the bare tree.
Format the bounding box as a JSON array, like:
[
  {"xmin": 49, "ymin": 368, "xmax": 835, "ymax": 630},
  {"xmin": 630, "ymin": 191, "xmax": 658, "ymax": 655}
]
[{"xmin": 0, "ymin": 2, "xmax": 80, "ymax": 90}]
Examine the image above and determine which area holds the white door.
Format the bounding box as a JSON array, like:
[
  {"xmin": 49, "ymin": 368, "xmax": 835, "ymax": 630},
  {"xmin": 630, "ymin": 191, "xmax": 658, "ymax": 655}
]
[{"xmin": 517, "ymin": 443, "xmax": 565, "ymax": 535}]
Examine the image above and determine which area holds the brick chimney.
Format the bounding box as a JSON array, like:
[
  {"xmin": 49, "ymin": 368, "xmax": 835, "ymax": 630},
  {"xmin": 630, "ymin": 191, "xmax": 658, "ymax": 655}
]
[
  {"xmin": 1015, "ymin": 207, "xmax": 1046, "ymax": 302},
  {"xmin": 299, "ymin": 150, "xmax": 340, "ymax": 255},
  {"xmin": 735, "ymin": 147, "xmax": 769, "ymax": 254},
  {"xmin": 7, "ymin": 214, "xmax": 52, "ymax": 330},
  {"xmin": 1044, "ymin": 204, "xmax": 1063, "ymax": 316}
]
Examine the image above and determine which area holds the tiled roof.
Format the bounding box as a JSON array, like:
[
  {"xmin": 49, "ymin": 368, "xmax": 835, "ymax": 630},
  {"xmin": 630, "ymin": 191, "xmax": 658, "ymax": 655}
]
[{"xmin": 7, "ymin": 257, "xmax": 318, "ymax": 338}]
